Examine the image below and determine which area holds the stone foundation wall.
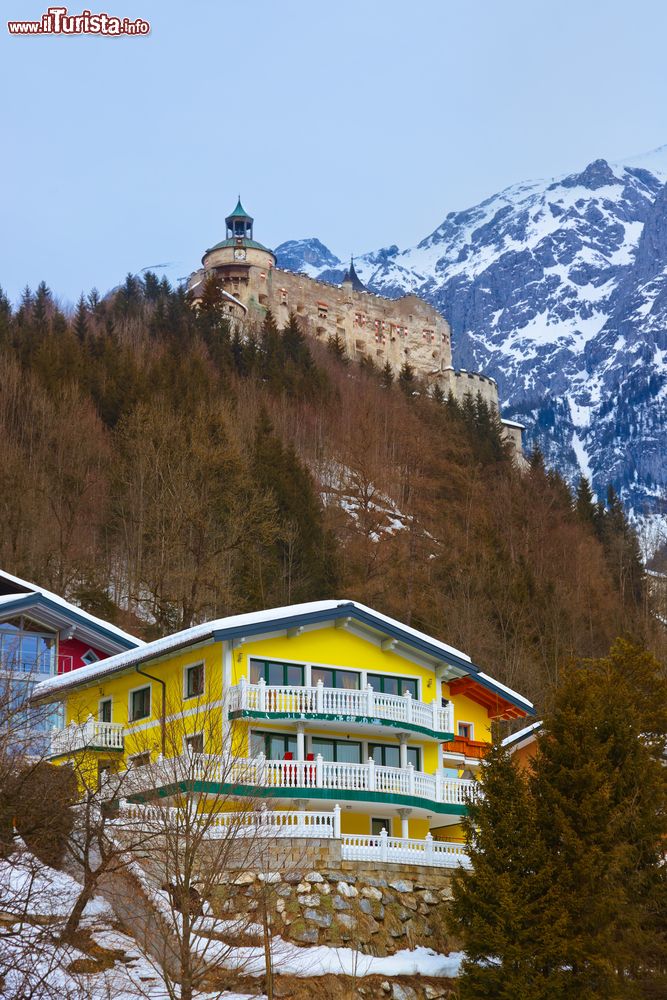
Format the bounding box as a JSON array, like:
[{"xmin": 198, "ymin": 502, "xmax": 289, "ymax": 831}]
[{"xmin": 206, "ymin": 857, "xmax": 458, "ymax": 957}]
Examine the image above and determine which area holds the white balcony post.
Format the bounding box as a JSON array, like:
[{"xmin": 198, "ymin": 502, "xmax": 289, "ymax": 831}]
[
  {"xmin": 333, "ymin": 803, "xmax": 341, "ymax": 838},
  {"xmin": 380, "ymin": 828, "xmax": 388, "ymax": 862},
  {"xmin": 296, "ymin": 723, "xmax": 305, "ymax": 762},
  {"xmin": 397, "ymin": 807, "xmax": 411, "ymax": 839},
  {"xmin": 435, "ymin": 769, "xmax": 443, "ymax": 803},
  {"xmin": 404, "ymin": 690, "xmax": 413, "ymax": 724},
  {"xmin": 432, "ymin": 697, "xmax": 440, "ymax": 732},
  {"xmin": 239, "ymin": 674, "xmax": 247, "ymax": 710},
  {"xmin": 367, "ymin": 755, "xmax": 376, "ymax": 791},
  {"xmin": 366, "ymin": 683, "xmax": 375, "ymax": 716},
  {"xmin": 407, "ymin": 761, "xmax": 415, "ymax": 795},
  {"xmin": 316, "ymin": 679, "xmax": 324, "ymax": 713},
  {"xmin": 315, "ymin": 753, "xmax": 323, "ymax": 788},
  {"xmin": 257, "ymin": 751, "xmax": 266, "ymax": 786},
  {"xmin": 399, "ymin": 734, "xmax": 408, "ymax": 769},
  {"xmin": 425, "ymin": 831, "xmax": 434, "ymax": 863},
  {"xmin": 257, "ymin": 677, "xmax": 266, "ymax": 712}
]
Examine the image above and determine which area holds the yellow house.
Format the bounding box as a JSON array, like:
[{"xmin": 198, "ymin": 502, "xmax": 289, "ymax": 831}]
[{"xmin": 31, "ymin": 600, "xmax": 534, "ymax": 860}]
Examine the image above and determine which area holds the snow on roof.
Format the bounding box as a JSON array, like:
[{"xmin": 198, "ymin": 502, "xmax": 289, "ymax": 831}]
[
  {"xmin": 477, "ymin": 672, "xmax": 534, "ymax": 709},
  {"xmin": 0, "ymin": 569, "xmax": 143, "ymax": 649},
  {"xmin": 32, "ymin": 599, "xmax": 534, "ymax": 715},
  {"xmin": 500, "ymin": 418, "xmax": 526, "ymax": 430},
  {"xmin": 501, "ymin": 720, "xmax": 543, "ymax": 748}
]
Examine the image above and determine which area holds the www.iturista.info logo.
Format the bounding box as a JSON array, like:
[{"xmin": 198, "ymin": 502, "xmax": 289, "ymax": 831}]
[{"xmin": 7, "ymin": 6, "xmax": 150, "ymax": 35}]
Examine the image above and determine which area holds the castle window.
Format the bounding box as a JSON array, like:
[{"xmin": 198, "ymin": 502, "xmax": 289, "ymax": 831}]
[
  {"xmin": 317, "ymin": 302, "xmax": 328, "ymax": 319},
  {"xmin": 280, "ymin": 288, "xmax": 288, "ymax": 305}
]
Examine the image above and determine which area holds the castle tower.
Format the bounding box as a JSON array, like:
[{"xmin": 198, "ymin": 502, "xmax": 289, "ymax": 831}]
[
  {"xmin": 341, "ymin": 256, "xmax": 366, "ymax": 293},
  {"xmin": 225, "ymin": 197, "xmax": 254, "ymax": 240}
]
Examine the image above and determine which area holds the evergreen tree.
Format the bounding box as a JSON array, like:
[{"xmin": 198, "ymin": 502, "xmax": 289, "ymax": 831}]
[
  {"xmin": 575, "ymin": 475, "xmax": 599, "ymax": 534},
  {"xmin": 380, "ymin": 360, "xmax": 394, "ymax": 388},
  {"xmin": 73, "ymin": 295, "xmax": 88, "ymax": 342},
  {"xmin": 398, "ymin": 361, "xmax": 416, "ymax": 394},
  {"xmin": 451, "ymin": 642, "xmax": 667, "ymax": 998},
  {"xmin": 530, "ymin": 640, "xmax": 667, "ymax": 997},
  {"xmin": 432, "ymin": 383, "xmax": 445, "ymax": 404},
  {"xmin": 327, "ymin": 331, "xmax": 348, "ymax": 365},
  {"xmin": 450, "ymin": 742, "xmax": 561, "ymax": 1000}
]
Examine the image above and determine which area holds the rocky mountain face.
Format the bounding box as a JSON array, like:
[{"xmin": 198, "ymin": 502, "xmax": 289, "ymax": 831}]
[{"xmin": 275, "ymin": 150, "xmax": 667, "ymax": 520}]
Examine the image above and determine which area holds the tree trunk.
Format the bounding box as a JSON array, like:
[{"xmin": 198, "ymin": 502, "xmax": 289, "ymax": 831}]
[{"xmin": 61, "ymin": 875, "xmax": 96, "ymax": 942}]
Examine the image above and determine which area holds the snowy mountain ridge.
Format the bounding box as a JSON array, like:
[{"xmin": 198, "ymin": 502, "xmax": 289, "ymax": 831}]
[{"xmin": 275, "ymin": 149, "xmax": 667, "ymax": 519}]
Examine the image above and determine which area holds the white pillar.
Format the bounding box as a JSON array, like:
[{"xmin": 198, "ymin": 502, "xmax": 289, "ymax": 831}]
[
  {"xmin": 296, "ymin": 723, "xmax": 305, "ymax": 761},
  {"xmin": 399, "ymin": 734, "xmax": 408, "ymax": 769},
  {"xmin": 397, "ymin": 807, "xmax": 411, "ymax": 839}
]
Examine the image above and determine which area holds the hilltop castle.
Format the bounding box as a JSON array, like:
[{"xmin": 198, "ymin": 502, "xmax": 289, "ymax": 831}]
[{"xmin": 188, "ymin": 198, "xmax": 524, "ymax": 453}]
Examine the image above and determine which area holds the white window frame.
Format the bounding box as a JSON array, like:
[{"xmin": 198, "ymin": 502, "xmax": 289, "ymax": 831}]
[
  {"xmin": 98, "ymin": 697, "xmax": 112, "ymax": 723},
  {"xmin": 457, "ymin": 721, "xmax": 474, "ymax": 740},
  {"xmin": 81, "ymin": 648, "xmax": 100, "ymax": 665},
  {"xmin": 128, "ymin": 683, "xmax": 151, "ymax": 723},
  {"xmin": 183, "ymin": 661, "xmax": 205, "ymax": 700}
]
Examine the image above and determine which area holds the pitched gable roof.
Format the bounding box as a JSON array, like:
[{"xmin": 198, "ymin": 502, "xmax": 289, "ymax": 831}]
[{"xmin": 31, "ymin": 599, "xmax": 535, "ymax": 716}]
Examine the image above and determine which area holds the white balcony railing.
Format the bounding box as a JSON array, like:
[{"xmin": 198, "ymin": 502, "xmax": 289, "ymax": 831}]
[
  {"xmin": 49, "ymin": 716, "xmax": 124, "ymax": 757},
  {"xmin": 341, "ymin": 830, "xmax": 471, "ymax": 868},
  {"xmin": 114, "ymin": 802, "xmax": 469, "ymax": 868},
  {"xmin": 117, "ymin": 751, "xmax": 477, "ymax": 808},
  {"xmin": 229, "ymin": 678, "xmax": 455, "ymax": 736}
]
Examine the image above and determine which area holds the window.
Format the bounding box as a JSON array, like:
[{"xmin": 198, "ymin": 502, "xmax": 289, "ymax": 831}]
[
  {"xmin": 251, "ymin": 731, "xmax": 297, "ymax": 759},
  {"xmin": 0, "ymin": 620, "xmax": 56, "ymax": 675},
  {"xmin": 185, "ymin": 732, "xmax": 204, "ymax": 755},
  {"xmin": 249, "ymin": 659, "xmax": 304, "ymax": 687},
  {"xmin": 129, "ymin": 752, "xmax": 150, "ymax": 769},
  {"xmin": 311, "ymin": 738, "xmax": 361, "ymax": 764},
  {"xmin": 458, "ymin": 722, "xmax": 473, "ymax": 740},
  {"xmin": 369, "ymin": 742, "xmax": 421, "ymax": 770},
  {"xmin": 371, "ymin": 817, "xmax": 388, "ymax": 836},
  {"xmin": 130, "ymin": 686, "xmax": 151, "ymax": 722},
  {"xmin": 99, "ymin": 698, "xmax": 112, "ymax": 723},
  {"xmin": 311, "ymin": 666, "xmax": 360, "ymax": 690},
  {"xmin": 81, "ymin": 649, "xmax": 100, "ymax": 666},
  {"xmin": 185, "ymin": 663, "xmax": 204, "ymax": 699},
  {"xmin": 367, "ymin": 674, "xmax": 419, "ymax": 699}
]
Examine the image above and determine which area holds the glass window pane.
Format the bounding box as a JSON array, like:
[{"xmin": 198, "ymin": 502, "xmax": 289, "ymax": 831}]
[
  {"xmin": 383, "ymin": 676, "xmax": 399, "ymax": 696},
  {"xmin": 407, "ymin": 748, "xmax": 420, "ymax": 770},
  {"xmin": 336, "ymin": 670, "xmax": 360, "ymax": 690},
  {"xmin": 335, "ymin": 741, "xmax": 361, "ymax": 764},
  {"xmin": 401, "ymin": 678, "xmax": 418, "ymax": 699},
  {"xmin": 312, "ymin": 738, "xmax": 335, "ymax": 762},
  {"xmin": 370, "ymin": 744, "xmax": 384, "ymax": 766},
  {"xmin": 371, "ymin": 818, "xmax": 386, "ymax": 836},
  {"xmin": 286, "ymin": 664, "xmax": 304, "ymax": 686},
  {"xmin": 100, "ymin": 700, "xmax": 111, "ymax": 723},
  {"xmin": 367, "ymin": 674, "xmax": 382, "ymax": 693},
  {"xmin": 249, "ymin": 660, "xmax": 262, "ymax": 684},
  {"xmin": 312, "ymin": 667, "xmax": 333, "ymax": 688},
  {"xmin": 250, "ymin": 731, "xmax": 264, "ymax": 756},
  {"xmin": 267, "ymin": 662, "xmax": 285, "ymax": 686}
]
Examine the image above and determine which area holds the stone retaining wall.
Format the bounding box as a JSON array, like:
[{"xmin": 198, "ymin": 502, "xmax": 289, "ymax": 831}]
[{"xmin": 208, "ymin": 863, "xmax": 458, "ymax": 957}]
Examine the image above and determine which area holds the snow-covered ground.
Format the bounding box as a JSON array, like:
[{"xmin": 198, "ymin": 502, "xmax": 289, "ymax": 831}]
[{"xmin": 0, "ymin": 846, "xmax": 461, "ymax": 1000}]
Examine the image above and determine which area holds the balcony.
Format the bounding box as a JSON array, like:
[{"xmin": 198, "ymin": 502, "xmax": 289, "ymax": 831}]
[
  {"xmin": 118, "ymin": 751, "xmax": 477, "ymax": 815},
  {"xmin": 229, "ymin": 678, "xmax": 455, "ymax": 740},
  {"xmin": 49, "ymin": 716, "xmax": 124, "ymax": 757},
  {"xmin": 115, "ymin": 803, "xmax": 471, "ymax": 870},
  {"xmin": 442, "ymin": 735, "xmax": 491, "ymax": 766}
]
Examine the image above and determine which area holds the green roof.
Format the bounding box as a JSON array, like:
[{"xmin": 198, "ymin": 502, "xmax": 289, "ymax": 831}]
[
  {"xmin": 226, "ymin": 197, "xmax": 251, "ymax": 220},
  {"xmin": 205, "ymin": 237, "xmax": 275, "ymax": 255}
]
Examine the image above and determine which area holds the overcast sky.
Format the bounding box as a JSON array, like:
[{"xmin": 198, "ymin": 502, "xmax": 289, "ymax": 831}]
[{"xmin": 2, "ymin": 0, "xmax": 667, "ymax": 304}]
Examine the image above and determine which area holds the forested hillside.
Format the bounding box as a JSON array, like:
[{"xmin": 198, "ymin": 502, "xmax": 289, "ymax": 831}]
[{"xmin": 0, "ymin": 275, "xmax": 656, "ymax": 708}]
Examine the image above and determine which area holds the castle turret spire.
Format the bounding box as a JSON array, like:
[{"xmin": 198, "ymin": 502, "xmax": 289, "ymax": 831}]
[
  {"xmin": 225, "ymin": 197, "xmax": 254, "ymax": 240},
  {"xmin": 341, "ymin": 256, "xmax": 366, "ymax": 292}
]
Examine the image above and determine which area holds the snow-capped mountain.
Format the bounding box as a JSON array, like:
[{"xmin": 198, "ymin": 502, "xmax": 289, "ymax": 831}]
[{"xmin": 275, "ymin": 149, "xmax": 667, "ymax": 517}]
